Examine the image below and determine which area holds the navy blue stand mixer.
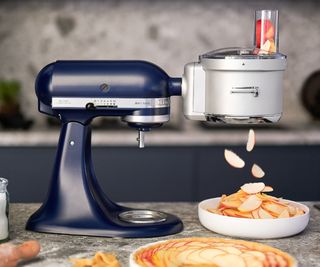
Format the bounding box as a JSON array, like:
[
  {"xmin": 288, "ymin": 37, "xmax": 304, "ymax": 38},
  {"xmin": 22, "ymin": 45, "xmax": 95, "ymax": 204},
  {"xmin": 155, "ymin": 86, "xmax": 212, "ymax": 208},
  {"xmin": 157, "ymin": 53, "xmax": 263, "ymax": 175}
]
[
  {"xmin": 27, "ymin": 61, "xmax": 183, "ymax": 238},
  {"xmin": 26, "ymin": 11, "xmax": 287, "ymax": 238}
]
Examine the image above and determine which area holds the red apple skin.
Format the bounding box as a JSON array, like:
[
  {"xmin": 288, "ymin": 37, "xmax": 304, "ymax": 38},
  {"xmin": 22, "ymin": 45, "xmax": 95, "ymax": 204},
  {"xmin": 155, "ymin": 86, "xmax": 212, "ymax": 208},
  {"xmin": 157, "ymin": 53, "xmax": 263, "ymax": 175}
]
[{"xmin": 256, "ymin": 19, "xmax": 275, "ymax": 48}]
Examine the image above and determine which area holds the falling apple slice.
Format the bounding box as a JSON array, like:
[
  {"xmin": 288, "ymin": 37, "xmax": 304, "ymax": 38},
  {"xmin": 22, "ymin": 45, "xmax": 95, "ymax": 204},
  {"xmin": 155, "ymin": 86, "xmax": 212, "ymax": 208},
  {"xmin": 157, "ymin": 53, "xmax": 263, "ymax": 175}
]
[
  {"xmin": 238, "ymin": 195, "xmax": 262, "ymax": 212},
  {"xmin": 246, "ymin": 129, "xmax": 255, "ymax": 152},
  {"xmin": 224, "ymin": 149, "xmax": 245, "ymax": 168},
  {"xmin": 251, "ymin": 164, "xmax": 265, "ymax": 178},
  {"xmin": 262, "ymin": 186, "xmax": 273, "ymax": 193},
  {"xmin": 240, "ymin": 182, "xmax": 265, "ymax": 194}
]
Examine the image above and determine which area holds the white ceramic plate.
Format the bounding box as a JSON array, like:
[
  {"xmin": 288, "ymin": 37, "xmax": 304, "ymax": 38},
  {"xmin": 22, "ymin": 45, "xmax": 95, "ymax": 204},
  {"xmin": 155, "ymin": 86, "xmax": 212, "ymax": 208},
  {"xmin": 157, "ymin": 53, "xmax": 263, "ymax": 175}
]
[{"xmin": 198, "ymin": 197, "xmax": 310, "ymax": 239}]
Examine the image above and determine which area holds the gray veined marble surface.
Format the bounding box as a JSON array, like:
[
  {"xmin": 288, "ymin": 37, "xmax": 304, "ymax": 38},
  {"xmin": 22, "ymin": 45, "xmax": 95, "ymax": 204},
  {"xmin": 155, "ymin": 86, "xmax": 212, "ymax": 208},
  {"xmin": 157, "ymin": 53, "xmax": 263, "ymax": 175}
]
[{"xmin": 8, "ymin": 202, "xmax": 320, "ymax": 267}]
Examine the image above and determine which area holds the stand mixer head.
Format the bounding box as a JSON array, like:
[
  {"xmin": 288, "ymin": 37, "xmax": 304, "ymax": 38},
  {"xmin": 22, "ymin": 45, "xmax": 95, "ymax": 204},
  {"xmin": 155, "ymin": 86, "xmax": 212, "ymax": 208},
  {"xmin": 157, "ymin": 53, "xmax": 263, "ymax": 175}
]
[
  {"xmin": 27, "ymin": 10, "xmax": 287, "ymax": 238},
  {"xmin": 36, "ymin": 60, "xmax": 182, "ymax": 148}
]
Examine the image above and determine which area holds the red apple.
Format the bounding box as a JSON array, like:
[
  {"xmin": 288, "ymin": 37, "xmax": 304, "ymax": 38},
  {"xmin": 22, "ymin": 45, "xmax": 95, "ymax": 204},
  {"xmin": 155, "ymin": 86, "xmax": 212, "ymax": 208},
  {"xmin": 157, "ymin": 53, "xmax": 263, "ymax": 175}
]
[{"xmin": 256, "ymin": 19, "xmax": 275, "ymax": 48}]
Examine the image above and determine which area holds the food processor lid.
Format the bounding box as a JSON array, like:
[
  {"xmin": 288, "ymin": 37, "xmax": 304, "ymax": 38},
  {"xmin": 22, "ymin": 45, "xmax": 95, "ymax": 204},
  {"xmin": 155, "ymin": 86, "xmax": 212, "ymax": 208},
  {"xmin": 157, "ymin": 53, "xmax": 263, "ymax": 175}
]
[{"xmin": 200, "ymin": 47, "xmax": 286, "ymax": 60}]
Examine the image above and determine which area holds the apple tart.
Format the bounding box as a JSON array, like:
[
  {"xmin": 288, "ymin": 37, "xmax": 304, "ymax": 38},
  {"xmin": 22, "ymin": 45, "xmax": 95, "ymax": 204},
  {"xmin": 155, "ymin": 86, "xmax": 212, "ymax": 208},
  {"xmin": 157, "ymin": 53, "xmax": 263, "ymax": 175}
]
[{"xmin": 132, "ymin": 237, "xmax": 297, "ymax": 267}]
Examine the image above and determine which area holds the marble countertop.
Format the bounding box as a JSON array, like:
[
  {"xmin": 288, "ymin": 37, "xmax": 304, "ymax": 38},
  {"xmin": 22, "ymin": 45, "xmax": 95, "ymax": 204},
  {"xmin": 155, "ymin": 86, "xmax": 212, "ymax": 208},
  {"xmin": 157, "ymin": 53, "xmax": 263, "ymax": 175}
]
[
  {"xmin": 8, "ymin": 202, "xmax": 320, "ymax": 267},
  {"xmin": 2, "ymin": 128, "xmax": 320, "ymax": 146}
]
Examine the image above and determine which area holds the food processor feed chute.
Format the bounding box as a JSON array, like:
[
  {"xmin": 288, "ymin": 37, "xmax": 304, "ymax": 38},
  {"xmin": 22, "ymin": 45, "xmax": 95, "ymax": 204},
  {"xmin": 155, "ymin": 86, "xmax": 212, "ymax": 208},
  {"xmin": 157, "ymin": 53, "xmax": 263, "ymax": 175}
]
[{"xmin": 254, "ymin": 10, "xmax": 279, "ymax": 54}]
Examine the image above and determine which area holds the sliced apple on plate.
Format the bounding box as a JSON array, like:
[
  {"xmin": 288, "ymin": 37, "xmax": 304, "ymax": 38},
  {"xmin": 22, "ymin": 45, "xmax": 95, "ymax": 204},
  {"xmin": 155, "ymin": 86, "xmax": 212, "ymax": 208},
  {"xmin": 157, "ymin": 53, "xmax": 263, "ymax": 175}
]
[
  {"xmin": 238, "ymin": 195, "xmax": 262, "ymax": 212},
  {"xmin": 221, "ymin": 199, "xmax": 242, "ymax": 209},
  {"xmin": 252, "ymin": 209, "xmax": 260, "ymax": 219},
  {"xmin": 258, "ymin": 207, "xmax": 274, "ymax": 219},
  {"xmin": 262, "ymin": 202, "xmax": 286, "ymax": 216},
  {"xmin": 278, "ymin": 209, "xmax": 290, "ymax": 218},
  {"xmin": 223, "ymin": 209, "xmax": 253, "ymax": 219}
]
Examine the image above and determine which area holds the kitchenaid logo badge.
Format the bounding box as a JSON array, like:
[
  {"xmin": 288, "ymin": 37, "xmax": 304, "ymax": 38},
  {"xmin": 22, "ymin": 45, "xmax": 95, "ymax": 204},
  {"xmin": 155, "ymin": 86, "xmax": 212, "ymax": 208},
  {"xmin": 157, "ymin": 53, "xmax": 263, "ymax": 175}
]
[{"xmin": 52, "ymin": 97, "xmax": 170, "ymax": 109}]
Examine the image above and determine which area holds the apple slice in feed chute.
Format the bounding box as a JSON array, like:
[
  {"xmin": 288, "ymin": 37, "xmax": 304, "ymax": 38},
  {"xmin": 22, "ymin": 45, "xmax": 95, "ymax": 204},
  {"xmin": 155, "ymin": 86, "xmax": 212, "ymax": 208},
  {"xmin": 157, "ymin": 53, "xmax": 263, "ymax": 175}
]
[
  {"xmin": 240, "ymin": 182, "xmax": 265, "ymax": 194},
  {"xmin": 238, "ymin": 195, "xmax": 262, "ymax": 212},
  {"xmin": 269, "ymin": 40, "xmax": 276, "ymax": 53},
  {"xmin": 251, "ymin": 164, "xmax": 265, "ymax": 178},
  {"xmin": 224, "ymin": 149, "xmax": 245, "ymax": 168},
  {"xmin": 260, "ymin": 39, "xmax": 271, "ymax": 52},
  {"xmin": 246, "ymin": 129, "xmax": 255, "ymax": 152}
]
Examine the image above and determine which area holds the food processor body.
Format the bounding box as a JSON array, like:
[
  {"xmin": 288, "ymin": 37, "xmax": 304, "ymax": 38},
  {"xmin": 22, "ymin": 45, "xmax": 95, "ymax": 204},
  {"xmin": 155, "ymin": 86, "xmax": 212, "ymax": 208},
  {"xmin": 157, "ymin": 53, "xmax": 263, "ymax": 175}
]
[{"xmin": 183, "ymin": 48, "xmax": 287, "ymax": 123}]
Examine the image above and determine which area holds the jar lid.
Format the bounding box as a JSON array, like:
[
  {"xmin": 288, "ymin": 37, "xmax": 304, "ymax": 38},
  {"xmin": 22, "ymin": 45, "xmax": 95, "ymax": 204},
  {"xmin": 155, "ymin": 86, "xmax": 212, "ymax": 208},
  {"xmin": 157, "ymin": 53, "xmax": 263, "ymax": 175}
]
[
  {"xmin": 0, "ymin": 178, "xmax": 8, "ymax": 193},
  {"xmin": 200, "ymin": 47, "xmax": 286, "ymax": 60}
]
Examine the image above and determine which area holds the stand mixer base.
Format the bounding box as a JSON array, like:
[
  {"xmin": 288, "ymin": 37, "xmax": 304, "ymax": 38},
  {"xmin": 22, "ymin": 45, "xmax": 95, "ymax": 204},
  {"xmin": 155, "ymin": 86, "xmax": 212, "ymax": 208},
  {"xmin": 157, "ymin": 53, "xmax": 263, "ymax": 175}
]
[
  {"xmin": 26, "ymin": 206, "xmax": 183, "ymax": 238},
  {"xmin": 26, "ymin": 121, "xmax": 183, "ymax": 238}
]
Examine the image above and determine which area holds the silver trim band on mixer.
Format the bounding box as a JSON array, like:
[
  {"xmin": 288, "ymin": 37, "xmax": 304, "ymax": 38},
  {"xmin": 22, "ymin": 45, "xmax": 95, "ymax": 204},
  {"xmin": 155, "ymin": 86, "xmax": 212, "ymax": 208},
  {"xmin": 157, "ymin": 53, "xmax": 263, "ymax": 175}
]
[
  {"xmin": 123, "ymin": 115, "xmax": 170, "ymax": 123},
  {"xmin": 52, "ymin": 97, "xmax": 170, "ymax": 109}
]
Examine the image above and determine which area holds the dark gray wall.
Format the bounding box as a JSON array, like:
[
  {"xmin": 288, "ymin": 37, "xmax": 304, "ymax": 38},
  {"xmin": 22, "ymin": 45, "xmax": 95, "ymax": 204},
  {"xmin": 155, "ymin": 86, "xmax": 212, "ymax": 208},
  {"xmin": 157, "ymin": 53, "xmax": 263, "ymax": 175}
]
[{"xmin": 1, "ymin": 145, "xmax": 319, "ymax": 203}]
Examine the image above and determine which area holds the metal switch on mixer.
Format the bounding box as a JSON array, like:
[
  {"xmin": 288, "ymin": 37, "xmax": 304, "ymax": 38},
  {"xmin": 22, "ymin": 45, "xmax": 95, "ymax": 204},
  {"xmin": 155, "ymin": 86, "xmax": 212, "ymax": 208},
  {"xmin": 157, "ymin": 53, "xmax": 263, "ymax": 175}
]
[{"xmin": 137, "ymin": 130, "xmax": 145, "ymax": 148}]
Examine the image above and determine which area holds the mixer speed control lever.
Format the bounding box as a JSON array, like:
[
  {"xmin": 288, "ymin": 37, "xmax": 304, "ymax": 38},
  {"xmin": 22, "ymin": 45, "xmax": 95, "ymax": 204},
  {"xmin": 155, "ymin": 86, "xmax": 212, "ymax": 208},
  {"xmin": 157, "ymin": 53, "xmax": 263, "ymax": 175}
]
[{"xmin": 86, "ymin": 102, "xmax": 96, "ymax": 110}]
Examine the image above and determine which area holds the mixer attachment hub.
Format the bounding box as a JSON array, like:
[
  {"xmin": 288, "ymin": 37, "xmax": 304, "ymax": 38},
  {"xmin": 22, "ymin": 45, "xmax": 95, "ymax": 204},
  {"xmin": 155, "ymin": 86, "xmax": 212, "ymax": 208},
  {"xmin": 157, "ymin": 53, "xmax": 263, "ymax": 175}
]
[{"xmin": 118, "ymin": 210, "xmax": 167, "ymax": 224}]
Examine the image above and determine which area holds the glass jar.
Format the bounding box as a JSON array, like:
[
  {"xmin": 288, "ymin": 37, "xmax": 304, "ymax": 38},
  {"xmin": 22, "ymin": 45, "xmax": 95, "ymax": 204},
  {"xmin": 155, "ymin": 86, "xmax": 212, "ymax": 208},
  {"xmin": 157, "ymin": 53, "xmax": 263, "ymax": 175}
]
[{"xmin": 0, "ymin": 178, "xmax": 9, "ymax": 242}]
